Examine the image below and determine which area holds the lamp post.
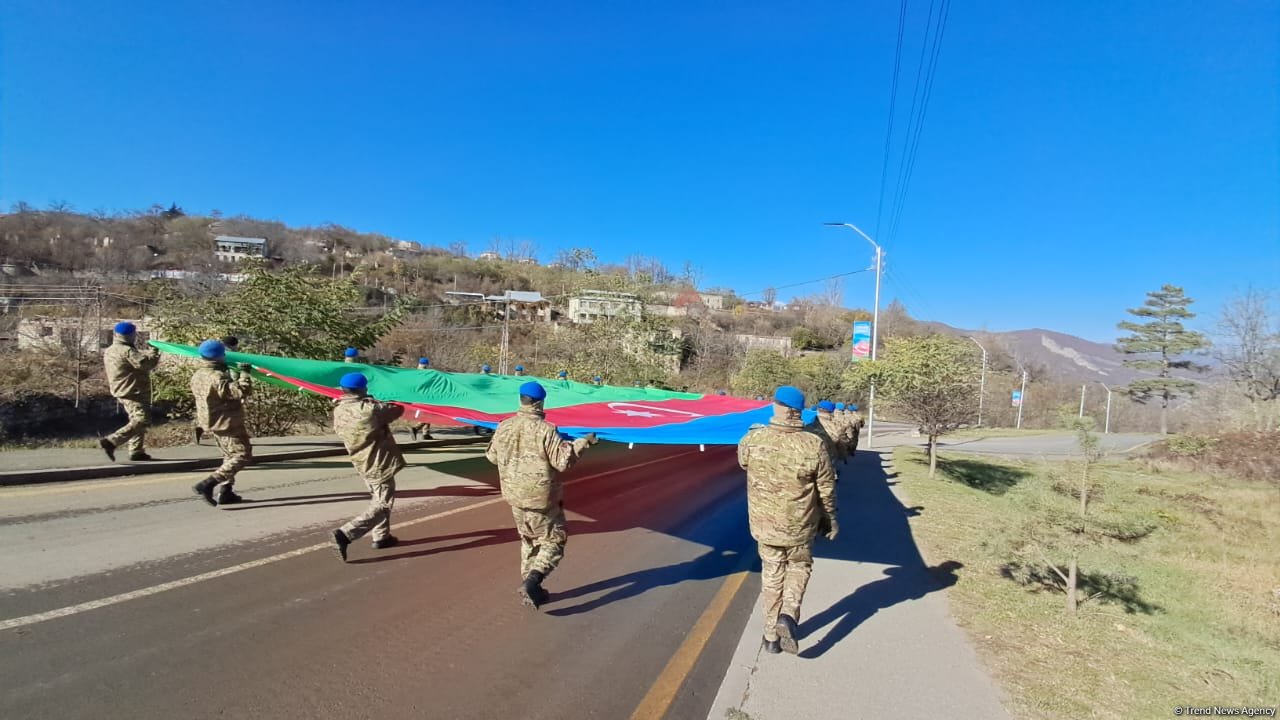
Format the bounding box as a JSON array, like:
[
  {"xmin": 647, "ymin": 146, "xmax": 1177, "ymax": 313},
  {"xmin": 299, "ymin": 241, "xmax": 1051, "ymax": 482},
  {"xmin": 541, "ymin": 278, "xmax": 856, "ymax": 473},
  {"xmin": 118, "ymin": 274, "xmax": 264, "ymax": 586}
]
[
  {"xmin": 1016, "ymin": 366, "xmax": 1028, "ymax": 429},
  {"xmin": 967, "ymin": 336, "xmax": 987, "ymax": 427},
  {"xmin": 1098, "ymin": 382, "xmax": 1113, "ymax": 434},
  {"xmin": 824, "ymin": 222, "xmax": 882, "ymax": 448}
]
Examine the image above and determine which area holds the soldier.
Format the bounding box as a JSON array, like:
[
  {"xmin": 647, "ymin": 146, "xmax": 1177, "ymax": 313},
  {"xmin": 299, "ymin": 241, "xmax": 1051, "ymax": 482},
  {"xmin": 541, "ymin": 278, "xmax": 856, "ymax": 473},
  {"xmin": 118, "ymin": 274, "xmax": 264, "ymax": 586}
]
[
  {"xmin": 848, "ymin": 403, "xmax": 864, "ymax": 452},
  {"xmin": 481, "ymin": 364, "xmax": 492, "ymax": 375},
  {"xmin": 99, "ymin": 322, "xmax": 161, "ymax": 462},
  {"xmin": 485, "ymin": 381, "xmax": 596, "ymax": 609},
  {"xmin": 195, "ymin": 335, "xmax": 243, "ymax": 445},
  {"xmin": 592, "ymin": 375, "xmax": 603, "ymax": 386},
  {"xmin": 738, "ymin": 385, "xmax": 837, "ymax": 655},
  {"xmin": 343, "ymin": 347, "xmax": 359, "ymax": 363},
  {"xmin": 557, "ymin": 370, "xmax": 568, "ymax": 381},
  {"xmin": 190, "ymin": 340, "xmax": 255, "ymax": 506},
  {"xmin": 814, "ymin": 400, "xmax": 846, "ymax": 464},
  {"xmin": 409, "ymin": 356, "xmax": 434, "ymax": 441},
  {"xmin": 330, "ymin": 372, "xmax": 405, "ymax": 562},
  {"xmin": 513, "ymin": 365, "xmax": 526, "ymax": 377}
]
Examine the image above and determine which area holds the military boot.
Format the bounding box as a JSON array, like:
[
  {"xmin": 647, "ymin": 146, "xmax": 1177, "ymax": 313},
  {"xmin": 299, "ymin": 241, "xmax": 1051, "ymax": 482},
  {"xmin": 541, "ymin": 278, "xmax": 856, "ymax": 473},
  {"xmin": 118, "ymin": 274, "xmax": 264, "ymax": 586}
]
[
  {"xmin": 775, "ymin": 614, "xmax": 800, "ymax": 655},
  {"xmin": 192, "ymin": 477, "xmax": 219, "ymax": 507},
  {"xmin": 409, "ymin": 426, "xmax": 419, "ymax": 441},
  {"xmin": 99, "ymin": 438, "xmax": 116, "ymax": 462},
  {"xmin": 215, "ymin": 487, "xmax": 244, "ymax": 505},
  {"xmin": 762, "ymin": 637, "xmax": 782, "ymax": 654},
  {"xmin": 519, "ymin": 570, "xmax": 548, "ymax": 609},
  {"xmin": 193, "ymin": 426, "xmax": 204, "ymax": 445}
]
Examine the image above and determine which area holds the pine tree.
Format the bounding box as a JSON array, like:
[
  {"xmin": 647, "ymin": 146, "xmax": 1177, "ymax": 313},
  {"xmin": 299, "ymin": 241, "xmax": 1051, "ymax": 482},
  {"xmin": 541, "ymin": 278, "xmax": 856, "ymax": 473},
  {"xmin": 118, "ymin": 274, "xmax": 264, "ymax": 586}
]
[{"xmin": 1116, "ymin": 284, "xmax": 1210, "ymax": 434}]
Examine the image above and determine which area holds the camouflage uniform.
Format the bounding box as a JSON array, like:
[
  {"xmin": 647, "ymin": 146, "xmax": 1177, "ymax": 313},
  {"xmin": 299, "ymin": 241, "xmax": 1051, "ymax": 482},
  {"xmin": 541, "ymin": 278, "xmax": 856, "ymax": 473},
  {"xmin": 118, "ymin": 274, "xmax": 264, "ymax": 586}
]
[
  {"xmin": 816, "ymin": 410, "xmax": 847, "ymax": 460},
  {"xmin": 334, "ymin": 394, "xmax": 406, "ymax": 543},
  {"xmin": 738, "ymin": 405, "xmax": 837, "ymax": 644},
  {"xmin": 190, "ymin": 360, "xmax": 254, "ymax": 491},
  {"xmin": 485, "ymin": 404, "xmax": 591, "ymax": 580},
  {"xmin": 103, "ymin": 333, "xmax": 160, "ymax": 456},
  {"xmin": 848, "ymin": 410, "xmax": 864, "ymax": 452}
]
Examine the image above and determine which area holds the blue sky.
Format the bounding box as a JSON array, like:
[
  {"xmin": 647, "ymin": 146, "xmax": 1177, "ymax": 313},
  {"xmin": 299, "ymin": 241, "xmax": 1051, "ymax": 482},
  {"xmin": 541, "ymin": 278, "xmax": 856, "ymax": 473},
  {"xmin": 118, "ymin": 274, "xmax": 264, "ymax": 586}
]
[{"xmin": 1, "ymin": 1, "xmax": 1276, "ymax": 342}]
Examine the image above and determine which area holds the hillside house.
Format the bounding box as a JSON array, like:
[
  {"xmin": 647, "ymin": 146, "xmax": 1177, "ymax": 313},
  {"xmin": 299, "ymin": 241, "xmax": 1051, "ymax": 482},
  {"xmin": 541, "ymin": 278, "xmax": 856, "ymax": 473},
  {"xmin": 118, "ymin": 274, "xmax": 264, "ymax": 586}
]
[
  {"xmin": 568, "ymin": 290, "xmax": 642, "ymax": 324},
  {"xmin": 214, "ymin": 236, "xmax": 268, "ymax": 263}
]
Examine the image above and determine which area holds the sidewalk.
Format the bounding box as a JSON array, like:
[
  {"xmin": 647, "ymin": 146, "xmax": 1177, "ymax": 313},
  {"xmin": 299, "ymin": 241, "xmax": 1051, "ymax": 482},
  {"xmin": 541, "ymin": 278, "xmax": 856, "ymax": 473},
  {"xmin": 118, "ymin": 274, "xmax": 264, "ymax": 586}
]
[
  {"xmin": 0, "ymin": 429, "xmax": 486, "ymax": 486},
  {"xmin": 707, "ymin": 446, "xmax": 1010, "ymax": 720}
]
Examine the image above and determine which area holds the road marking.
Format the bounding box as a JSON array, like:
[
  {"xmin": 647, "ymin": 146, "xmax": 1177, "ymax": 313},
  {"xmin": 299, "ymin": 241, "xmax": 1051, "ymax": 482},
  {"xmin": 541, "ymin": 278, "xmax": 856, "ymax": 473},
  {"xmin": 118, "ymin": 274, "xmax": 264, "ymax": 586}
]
[
  {"xmin": 629, "ymin": 558, "xmax": 751, "ymax": 720},
  {"xmin": 0, "ymin": 449, "xmax": 702, "ymax": 632},
  {"xmin": 0, "ymin": 473, "xmax": 200, "ymax": 498}
]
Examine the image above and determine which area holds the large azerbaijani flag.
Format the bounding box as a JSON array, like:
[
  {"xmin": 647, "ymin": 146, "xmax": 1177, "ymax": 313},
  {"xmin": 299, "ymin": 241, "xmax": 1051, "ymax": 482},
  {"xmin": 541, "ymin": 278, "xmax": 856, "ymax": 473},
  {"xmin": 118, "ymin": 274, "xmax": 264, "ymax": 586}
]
[{"xmin": 152, "ymin": 342, "xmax": 785, "ymax": 445}]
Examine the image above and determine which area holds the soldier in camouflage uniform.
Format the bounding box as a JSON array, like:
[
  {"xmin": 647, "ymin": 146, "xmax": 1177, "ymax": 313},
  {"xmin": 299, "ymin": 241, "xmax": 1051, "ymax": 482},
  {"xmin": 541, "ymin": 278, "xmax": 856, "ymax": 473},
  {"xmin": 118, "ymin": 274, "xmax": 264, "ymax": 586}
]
[
  {"xmin": 330, "ymin": 372, "xmax": 406, "ymax": 562},
  {"xmin": 738, "ymin": 385, "xmax": 838, "ymax": 655},
  {"xmin": 190, "ymin": 339, "xmax": 255, "ymax": 506},
  {"xmin": 815, "ymin": 400, "xmax": 847, "ymax": 463},
  {"xmin": 409, "ymin": 356, "xmax": 434, "ymax": 441},
  {"xmin": 485, "ymin": 381, "xmax": 596, "ymax": 609},
  {"xmin": 100, "ymin": 321, "xmax": 161, "ymax": 462},
  {"xmin": 847, "ymin": 403, "xmax": 864, "ymax": 453},
  {"xmin": 194, "ymin": 335, "xmax": 242, "ymax": 446}
]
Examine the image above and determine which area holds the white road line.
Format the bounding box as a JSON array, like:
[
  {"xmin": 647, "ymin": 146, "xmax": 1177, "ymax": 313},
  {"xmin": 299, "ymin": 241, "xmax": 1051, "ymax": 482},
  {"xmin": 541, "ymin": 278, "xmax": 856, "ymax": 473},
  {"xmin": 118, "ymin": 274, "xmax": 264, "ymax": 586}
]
[{"xmin": 0, "ymin": 449, "xmax": 703, "ymax": 632}]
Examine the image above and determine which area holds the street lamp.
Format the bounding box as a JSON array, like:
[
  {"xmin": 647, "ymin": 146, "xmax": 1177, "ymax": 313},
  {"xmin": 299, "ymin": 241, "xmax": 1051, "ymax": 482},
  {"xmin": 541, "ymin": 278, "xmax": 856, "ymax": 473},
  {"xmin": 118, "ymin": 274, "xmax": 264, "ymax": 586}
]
[
  {"xmin": 967, "ymin": 336, "xmax": 987, "ymax": 427},
  {"xmin": 824, "ymin": 222, "xmax": 883, "ymax": 448},
  {"xmin": 1098, "ymin": 382, "xmax": 1113, "ymax": 434}
]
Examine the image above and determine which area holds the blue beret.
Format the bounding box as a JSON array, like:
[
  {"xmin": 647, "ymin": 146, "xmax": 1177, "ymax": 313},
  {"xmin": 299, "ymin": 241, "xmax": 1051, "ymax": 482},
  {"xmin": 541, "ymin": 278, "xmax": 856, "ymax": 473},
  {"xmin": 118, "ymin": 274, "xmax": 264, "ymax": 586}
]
[
  {"xmin": 850, "ymin": 404, "xmax": 859, "ymax": 411},
  {"xmin": 835, "ymin": 402, "xmax": 846, "ymax": 410},
  {"xmin": 114, "ymin": 321, "xmax": 136, "ymax": 335},
  {"xmin": 481, "ymin": 364, "xmax": 491, "ymax": 372},
  {"xmin": 774, "ymin": 385, "xmax": 805, "ymax": 410},
  {"xmin": 519, "ymin": 381, "xmax": 546, "ymax": 401},
  {"xmin": 558, "ymin": 370, "xmax": 568, "ymax": 378},
  {"xmin": 418, "ymin": 357, "xmax": 429, "ymax": 365},
  {"xmin": 198, "ymin": 339, "xmax": 226, "ymax": 359},
  {"xmin": 514, "ymin": 365, "xmax": 524, "ymax": 372},
  {"xmin": 344, "ymin": 347, "xmax": 359, "ymax": 358},
  {"xmin": 818, "ymin": 400, "xmax": 836, "ymax": 412},
  {"xmin": 339, "ymin": 373, "xmax": 368, "ymax": 390},
  {"xmin": 593, "ymin": 376, "xmax": 602, "ymax": 382}
]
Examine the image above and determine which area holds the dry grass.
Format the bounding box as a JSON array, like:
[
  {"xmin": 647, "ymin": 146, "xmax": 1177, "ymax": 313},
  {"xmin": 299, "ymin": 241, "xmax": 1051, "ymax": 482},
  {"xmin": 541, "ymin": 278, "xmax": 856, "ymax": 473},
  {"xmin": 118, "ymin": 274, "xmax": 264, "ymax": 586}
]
[{"xmin": 894, "ymin": 447, "xmax": 1280, "ymax": 719}]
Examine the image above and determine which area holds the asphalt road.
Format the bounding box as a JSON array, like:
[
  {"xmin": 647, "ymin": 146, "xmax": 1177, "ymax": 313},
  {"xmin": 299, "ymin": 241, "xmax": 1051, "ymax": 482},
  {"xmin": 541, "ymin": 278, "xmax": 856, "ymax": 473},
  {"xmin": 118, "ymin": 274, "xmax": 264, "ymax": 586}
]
[{"xmin": 0, "ymin": 443, "xmax": 759, "ymax": 720}]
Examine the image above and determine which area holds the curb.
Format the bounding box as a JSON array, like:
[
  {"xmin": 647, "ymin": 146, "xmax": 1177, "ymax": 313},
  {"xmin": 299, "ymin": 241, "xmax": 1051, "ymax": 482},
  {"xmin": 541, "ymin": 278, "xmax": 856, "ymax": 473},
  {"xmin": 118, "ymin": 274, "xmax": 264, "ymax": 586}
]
[{"xmin": 0, "ymin": 436, "xmax": 489, "ymax": 487}]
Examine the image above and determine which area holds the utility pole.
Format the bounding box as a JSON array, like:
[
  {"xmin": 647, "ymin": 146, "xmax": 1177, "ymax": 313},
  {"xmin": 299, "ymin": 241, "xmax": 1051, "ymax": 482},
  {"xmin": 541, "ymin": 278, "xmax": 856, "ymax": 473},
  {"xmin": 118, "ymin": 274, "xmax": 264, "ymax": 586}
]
[
  {"xmin": 499, "ymin": 293, "xmax": 511, "ymax": 374},
  {"xmin": 968, "ymin": 336, "xmax": 987, "ymax": 427},
  {"xmin": 1079, "ymin": 383, "xmax": 1086, "ymax": 418},
  {"xmin": 1016, "ymin": 369, "xmax": 1028, "ymax": 429},
  {"xmin": 1099, "ymin": 382, "xmax": 1113, "ymax": 434},
  {"xmin": 824, "ymin": 222, "xmax": 882, "ymax": 448}
]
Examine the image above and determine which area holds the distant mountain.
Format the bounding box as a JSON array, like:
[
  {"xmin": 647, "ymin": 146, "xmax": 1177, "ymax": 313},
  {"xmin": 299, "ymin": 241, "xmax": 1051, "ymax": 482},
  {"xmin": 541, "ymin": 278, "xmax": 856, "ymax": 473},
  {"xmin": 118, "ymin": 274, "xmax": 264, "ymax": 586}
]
[{"xmin": 923, "ymin": 323, "xmax": 1213, "ymax": 386}]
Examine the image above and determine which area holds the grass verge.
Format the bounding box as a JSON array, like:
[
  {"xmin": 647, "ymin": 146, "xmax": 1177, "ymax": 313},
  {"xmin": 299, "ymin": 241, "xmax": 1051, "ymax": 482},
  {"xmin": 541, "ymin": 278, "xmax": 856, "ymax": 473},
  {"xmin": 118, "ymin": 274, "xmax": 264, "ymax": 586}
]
[{"xmin": 893, "ymin": 447, "xmax": 1280, "ymax": 719}]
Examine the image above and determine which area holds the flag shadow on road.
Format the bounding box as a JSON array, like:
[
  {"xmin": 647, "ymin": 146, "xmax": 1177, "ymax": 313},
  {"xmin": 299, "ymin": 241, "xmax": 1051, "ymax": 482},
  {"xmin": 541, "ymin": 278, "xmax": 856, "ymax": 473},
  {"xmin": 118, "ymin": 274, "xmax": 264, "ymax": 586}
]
[{"xmin": 797, "ymin": 450, "xmax": 964, "ymax": 658}]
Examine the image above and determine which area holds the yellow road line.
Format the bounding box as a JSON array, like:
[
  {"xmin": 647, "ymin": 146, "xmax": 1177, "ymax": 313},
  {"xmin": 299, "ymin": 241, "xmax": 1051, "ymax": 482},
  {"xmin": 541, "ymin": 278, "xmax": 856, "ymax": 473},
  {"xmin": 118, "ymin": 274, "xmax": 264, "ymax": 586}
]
[{"xmin": 629, "ymin": 562, "xmax": 751, "ymax": 720}]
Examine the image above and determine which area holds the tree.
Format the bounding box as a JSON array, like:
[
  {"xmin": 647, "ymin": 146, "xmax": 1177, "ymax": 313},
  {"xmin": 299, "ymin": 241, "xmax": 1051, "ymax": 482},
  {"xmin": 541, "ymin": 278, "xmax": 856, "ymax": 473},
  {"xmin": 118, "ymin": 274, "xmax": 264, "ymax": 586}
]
[
  {"xmin": 1215, "ymin": 289, "xmax": 1280, "ymax": 431},
  {"xmin": 850, "ymin": 335, "xmax": 979, "ymax": 476},
  {"xmin": 555, "ymin": 247, "xmax": 597, "ymax": 271},
  {"xmin": 731, "ymin": 349, "xmax": 795, "ymax": 398},
  {"xmin": 1003, "ymin": 415, "xmax": 1156, "ymax": 615},
  {"xmin": 1116, "ymin": 284, "xmax": 1210, "ymax": 434},
  {"xmin": 153, "ymin": 266, "xmax": 406, "ymax": 435},
  {"xmin": 761, "ymin": 286, "xmax": 777, "ymax": 307}
]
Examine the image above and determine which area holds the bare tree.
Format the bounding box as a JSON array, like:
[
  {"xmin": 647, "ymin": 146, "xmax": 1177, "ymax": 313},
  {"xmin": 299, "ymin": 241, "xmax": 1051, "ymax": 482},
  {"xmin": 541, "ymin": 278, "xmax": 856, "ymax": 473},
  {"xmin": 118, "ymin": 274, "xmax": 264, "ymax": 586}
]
[
  {"xmin": 1216, "ymin": 289, "xmax": 1280, "ymax": 430},
  {"xmin": 762, "ymin": 286, "xmax": 778, "ymax": 307}
]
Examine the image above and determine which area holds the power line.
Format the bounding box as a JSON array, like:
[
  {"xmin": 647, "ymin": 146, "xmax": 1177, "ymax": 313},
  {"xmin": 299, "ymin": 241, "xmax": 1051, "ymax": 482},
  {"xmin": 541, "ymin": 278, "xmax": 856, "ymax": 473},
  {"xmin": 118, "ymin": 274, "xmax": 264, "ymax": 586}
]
[
  {"xmin": 874, "ymin": 0, "xmax": 911, "ymax": 239},
  {"xmin": 885, "ymin": 0, "xmax": 952, "ymax": 249},
  {"xmin": 736, "ymin": 268, "xmax": 871, "ymax": 299}
]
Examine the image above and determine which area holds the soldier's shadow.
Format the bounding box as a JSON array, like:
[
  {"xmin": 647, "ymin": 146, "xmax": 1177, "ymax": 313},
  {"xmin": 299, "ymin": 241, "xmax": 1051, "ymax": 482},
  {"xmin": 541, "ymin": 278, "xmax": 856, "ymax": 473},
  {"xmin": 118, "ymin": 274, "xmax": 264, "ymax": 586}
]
[{"xmin": 797, "ymin": 451, "xmax": 965, "ymax": 658}]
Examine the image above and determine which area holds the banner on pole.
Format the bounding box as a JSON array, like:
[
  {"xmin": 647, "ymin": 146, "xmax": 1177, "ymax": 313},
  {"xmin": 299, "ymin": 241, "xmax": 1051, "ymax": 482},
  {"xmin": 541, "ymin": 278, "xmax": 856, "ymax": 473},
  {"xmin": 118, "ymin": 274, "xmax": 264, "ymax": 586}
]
[
  {"xmin": 852, "ymin": 321, "xmax": 872, "ymax": 360},
  {"xmin": 1011, "ymin": 390, "xmax": 1023, "ymax": 407}
]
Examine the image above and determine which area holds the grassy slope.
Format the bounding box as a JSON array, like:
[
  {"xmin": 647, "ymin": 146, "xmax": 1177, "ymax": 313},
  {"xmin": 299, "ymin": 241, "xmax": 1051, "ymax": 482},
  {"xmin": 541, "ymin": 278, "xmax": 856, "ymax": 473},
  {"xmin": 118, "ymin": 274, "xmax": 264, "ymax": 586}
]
[{"xmin": 892, "ymin": 447, "xmax": 1280, "ymax": 719}]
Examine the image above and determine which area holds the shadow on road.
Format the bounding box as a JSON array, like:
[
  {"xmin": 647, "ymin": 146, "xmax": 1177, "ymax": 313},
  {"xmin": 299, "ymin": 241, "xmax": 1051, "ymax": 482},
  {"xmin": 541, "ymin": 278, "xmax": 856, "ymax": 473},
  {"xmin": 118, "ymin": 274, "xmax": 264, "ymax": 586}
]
[
  {"xmin": 798, "ymin": 450, "xmax": 965, "ymax": 658},
  {"xmin": 349, "ymin": 447, "xmax": 755, "ymax": 612}
]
